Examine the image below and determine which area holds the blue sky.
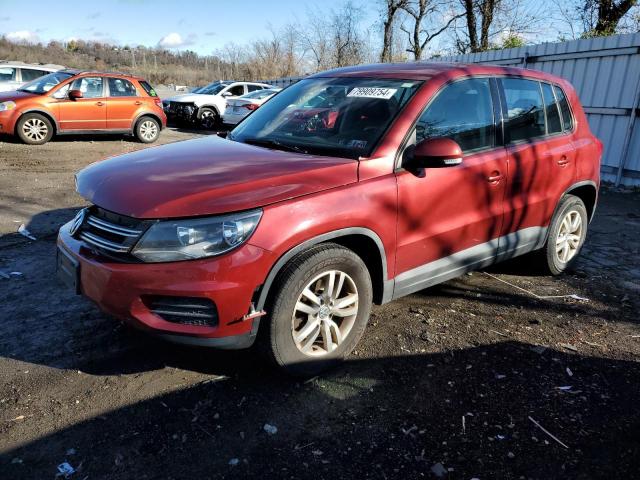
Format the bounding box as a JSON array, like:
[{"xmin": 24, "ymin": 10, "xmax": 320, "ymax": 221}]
[{"xmin": 0, "ymin": 0, "xmax": 378, "ymax": 55}]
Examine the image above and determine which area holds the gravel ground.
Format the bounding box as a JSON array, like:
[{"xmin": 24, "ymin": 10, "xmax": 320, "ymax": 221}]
[{"xmin": 0, "ymin": 130, "xmax": 639, "ymax": 479}]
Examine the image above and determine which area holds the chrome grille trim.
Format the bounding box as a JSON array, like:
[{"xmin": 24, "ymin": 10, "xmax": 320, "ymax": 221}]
[
  {"xmin": 86, "ymin": 216, "xmax": 141, "ymax": 237},
  {"xmin": 79, "ymin": 231, "xmax": 131, "ymax": 253}
]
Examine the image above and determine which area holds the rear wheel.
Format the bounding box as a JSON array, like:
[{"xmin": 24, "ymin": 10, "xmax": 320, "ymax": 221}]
[
  {"xmin": 540, "ymin": 194, "xmax": 588, "ymax": 275},
  {"xmin": 261, "ymin": 243, "xmax": 372, "ymax": 376},
  {"xmin": 199, "ymin": 107, "xmax": 219, "ymax": 130},
  {"xmin": 135, "ymin": 116, "xmax": 160, "ymax": 143},
  {"xmin": 17, "ymin": 113, "xmax": 53, "ymax": 145}
]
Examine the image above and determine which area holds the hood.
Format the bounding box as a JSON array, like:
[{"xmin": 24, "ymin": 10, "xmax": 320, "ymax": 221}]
[
  {"xmin": 0, "ymin": 90, "xmax": 38, "ymax": 102},
  {"xmin": 163, "ymin": 93, "xmax": 212, "ymax": 104},
  {"xmin": 76, "ymin": 136, "xmax": 358, "ymax": 218}
]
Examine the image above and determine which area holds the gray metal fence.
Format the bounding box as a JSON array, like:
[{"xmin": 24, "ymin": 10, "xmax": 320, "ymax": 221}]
[{"xmin": 263, "ymin": 33, "xmax": 640, "ymax": 186}]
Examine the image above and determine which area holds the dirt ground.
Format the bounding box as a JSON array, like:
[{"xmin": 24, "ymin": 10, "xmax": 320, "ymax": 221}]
[{"xmin": 0, "ymin": 130, "xmax": 639, "ymax": 479}]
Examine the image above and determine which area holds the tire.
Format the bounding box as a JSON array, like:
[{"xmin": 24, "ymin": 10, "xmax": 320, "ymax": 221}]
[
  {"xmin": 135, "ymin": 116, "xmax": 160, "ymax": 143},
  {"xmin": 16, "ymin": 113, "xmax": 53, "ymax": 145},
  {"xmin": 261, "ymin": 243, "xmax": 373, "ymax": 377},
  {"xmin": 199, "ymin": 107, "xmax": 219, "ymax": 130},
  {"xmin": 540, "ymin": 194, "xmax": 588, "ymax": 275}
]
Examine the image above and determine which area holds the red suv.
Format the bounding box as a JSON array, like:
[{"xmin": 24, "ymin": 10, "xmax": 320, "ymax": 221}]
[
  {"xmin": 57, "ymin": 63, "xmax": 602, "ymax": 375},
  {"xmin": 0, "ymin": 70, "xmax": 166, "ymax": 144}
]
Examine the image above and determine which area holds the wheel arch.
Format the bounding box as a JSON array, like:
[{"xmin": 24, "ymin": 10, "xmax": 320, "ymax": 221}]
[
  {"xmin": 16, "ymin": 109, "xmax": 58, "ymax": 135},
  {"xmin": 197, "ymin": 104, "xmax": 220, "ymax": 117},
  {"xmin": 565, "ymin": 180, "xmax": 598, "ymax": 222},
  {"xmin": 254, "ymin": 228, "xmax": 393, "ymax": 319},
  {"xmin": 133, "ymin": 112, "xmax": 163, "ymax": 131},
  {"xmin": 542, "ymin": 180, "xmax": 598, "ymax": 246}
]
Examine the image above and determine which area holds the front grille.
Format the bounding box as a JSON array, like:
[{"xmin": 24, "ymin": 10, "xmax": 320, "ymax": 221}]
[
  {"xmin": 76, "ymin": 207, "xmax": 148, "ymax": 257},
  {"xmin": 168, "ymin": 102, "xmax": 197, "ymax": 121},
  {"xmin": 165, "ymin": 101, "xmax": 178, "ymax": 113},
  {"xmin": 143, "ymin": 295, "xmax": 218, "ymax": 327}
]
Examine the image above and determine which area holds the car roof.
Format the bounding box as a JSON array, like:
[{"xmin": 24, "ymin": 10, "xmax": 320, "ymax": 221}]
[
  {"xmin": 59, "ymin": 69, "xmax": 146, "ymax": 80},
  {"xmin": 309, "ymin": 61, "xmax": 563, "ymax": 83},
  {"xmin": 0, "ymin": 61, "xmax": 63, "ymax": 71}
]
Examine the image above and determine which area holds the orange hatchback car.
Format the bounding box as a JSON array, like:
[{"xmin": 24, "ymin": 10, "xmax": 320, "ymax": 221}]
[{"xmin": 0, "ymin": 69, "xmax": 166, "ymax": 144}]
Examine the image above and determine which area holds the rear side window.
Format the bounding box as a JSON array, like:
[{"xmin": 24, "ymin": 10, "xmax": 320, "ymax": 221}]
[
  {"xmin": 21, "ymin": 68, "xmax": 49, "ymax": 82},
  {"xmin": 541, "ymin": 83, "xmax": 562, "ymax": 134},
  {"xmin": 553, "ymin": 86, "xmax": 574, "ymax": 132},
  {"xmin": 416, "ymin": 77, "xmax": 495, "ymax": 153},
  {"xmin": 139, "ymin": 80, "xmax": 157, "ymax": 97},
  {"xmin": 247, "ymin": 84, "xmax": 263, "ymax": 92},
  {"xmin": 502, "ymin": 78, "xmax": 545, "ymax": 142},
  {"xmin": 0, "ymin": 67, "xmax": 16, "ymax": 81},
  {"xmin": 108, "ymin": 78, "xmax": 138, "ymax": 97}
]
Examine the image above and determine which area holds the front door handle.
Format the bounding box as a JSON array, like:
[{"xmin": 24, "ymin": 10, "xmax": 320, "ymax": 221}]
[
  {"xmin": 96, "ymin": 101, "xmax": 105, "ymax": 106},
  {"xmin": 557, "ymin": 155, "xmax": 570, "ymax": 166},
  {"xmin": 487, "ymin": 171, "xmax": 503, "ymax": 184}
]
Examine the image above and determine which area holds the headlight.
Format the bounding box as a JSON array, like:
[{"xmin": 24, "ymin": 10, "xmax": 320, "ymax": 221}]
[
  {"xmin": 0, "ymin": 101, "xmax": 16, "ymax": 112},
  {"xmin": 131, "ymin": 209, "xmax": 262, "ymax": 263}
]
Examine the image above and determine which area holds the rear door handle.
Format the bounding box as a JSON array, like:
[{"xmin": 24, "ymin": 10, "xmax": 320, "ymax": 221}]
[
  {"xmin": 557, "ymin": 155, "xmax": 570, "ymax": 166},
  {"xmin": 96, "ymin": 101, "xmax": 104, "ymax": 106},
  {"xmin": 487, "ymin": 171, "xmax": 503, "ymax": 184},
  {"xmin": 134, "ymin": 101, "xmax": 143, "ymax": 105}
]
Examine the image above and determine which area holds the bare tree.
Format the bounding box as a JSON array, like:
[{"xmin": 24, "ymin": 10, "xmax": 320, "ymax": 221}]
[
  {"xmin": 552, "ymin": 0, "xmax": 638, "ymax": 39},
  {"xmin": 458, "ymin": 0, "xmax": 500, "ymax": 52},
  {"xmin": 380, "ymin": 0, "xmax": 408, "ymax": 62},
  {"xmin": 330, "ymin": 1, "xmax": 367, "ymax": 67},
  {"xmin": 585, "ymin": 0, "xmax": 638, "ymax": 35},
  {"xmin": 400, "ymin": 0, "xmax": 463, "ymax": 59},
  {"xmin": 299, "ymin": 9, "xmax": 332, "ymax": 71},
  {"xmin": 450, "ymin": 0, "xmax": 542, "ymax": 53}
]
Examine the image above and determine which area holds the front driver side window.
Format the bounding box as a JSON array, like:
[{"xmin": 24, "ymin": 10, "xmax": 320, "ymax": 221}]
[
  {"xmin": 71, "ymin": 77, "xmax": 104, "ymax": 98},
  {"xmin": 415, "ymin": 78, "xmax": 495, "ymax": 153}
]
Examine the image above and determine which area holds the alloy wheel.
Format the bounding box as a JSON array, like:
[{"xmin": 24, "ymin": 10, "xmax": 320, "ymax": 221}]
[
  {"xmin": 200, "ymin": 110, "xmax": 217, "ymax": 129},
  {"xmin": 139, "ymin": 120, "xmax": 158, "ymax": 141},
  {"xmin": 291, "ymin": 270, "xmax": 359, "ymax": 356},
  {"xmin": 555, "ymin": 210, "xmax": 583, "ymax": 263},
  {"xmin": 22, "ymin": 118, "xmax": 48, "ymax": 142}
]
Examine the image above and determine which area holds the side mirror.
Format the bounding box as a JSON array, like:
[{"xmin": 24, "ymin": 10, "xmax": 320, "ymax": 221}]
[
  {"xmin": 69, "ymin": 89, "xmax": 83, "ymax": 100},
  {"xmin": 410, "ymin": 137, "xmax": 463, "ymax": 168},
  {"xmin": 222, "ymin": 91, "xmax": 232, "ymax": 97}
]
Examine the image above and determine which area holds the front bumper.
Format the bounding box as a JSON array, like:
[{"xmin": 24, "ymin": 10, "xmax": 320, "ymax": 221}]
[
  {"xmin": 57, "ymin": 221, "xmax": 275, "ymax": 348},
  {"xmin": 0, "ymin": 110, "xmax": 18, "ymax": 134}
]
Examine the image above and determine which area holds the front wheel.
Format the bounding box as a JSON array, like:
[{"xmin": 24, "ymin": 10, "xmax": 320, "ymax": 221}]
[
  {"xmin": 135, "ymin": 116, "xmax": 160, "ymax": 143},
  {"xmin": 16, "ymin": 113, "xmax": 53, "ymax": 145},
  {"xmin": 541, "ymin": 194, "xmax": 588, "ymax": 275},
  {"xmin": 261, "ymin": 243, "xmax": 373, "ymax": 376},
  {"xmin": 199, "ymin": 107, "xmax": 219, "ymax": 130}
]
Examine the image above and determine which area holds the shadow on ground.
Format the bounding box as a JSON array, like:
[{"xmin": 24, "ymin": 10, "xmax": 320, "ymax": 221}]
[{"xmin": 2, "ymin": 342, "xmax": 639, "ymax": 480}]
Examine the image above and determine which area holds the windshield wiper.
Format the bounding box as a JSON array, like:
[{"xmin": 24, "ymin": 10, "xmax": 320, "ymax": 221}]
[{"xmin": 243, "ymin": 137, "xmax": 309, "ymax": 155}]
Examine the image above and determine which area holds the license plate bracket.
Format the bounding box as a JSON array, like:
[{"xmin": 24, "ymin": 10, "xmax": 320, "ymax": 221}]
[{"xmin": 56, "ymin": 246, "xmax": 80, "ymax": 294}]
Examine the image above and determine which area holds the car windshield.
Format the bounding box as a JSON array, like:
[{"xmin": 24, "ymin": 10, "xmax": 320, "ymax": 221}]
[
  {"xmin": 18, "ymin": 72, "xmax": 74, "ymax": 94},
  {"xmin": 196, "ymin": 82, "xmax": 229, "ymax": 95},
  {"xmin": 230, "ymin": 77, "xmax": 421, "ymax": 158}
]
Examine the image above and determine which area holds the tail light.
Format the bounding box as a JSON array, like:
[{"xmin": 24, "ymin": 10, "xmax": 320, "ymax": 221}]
[
  {"xmin": 244, "ymin": 104, "xmax": 258, "ymax": 111},
  {"xmin": 154, "ymin": 98, "xmax": 162, "ymax": 108}
]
